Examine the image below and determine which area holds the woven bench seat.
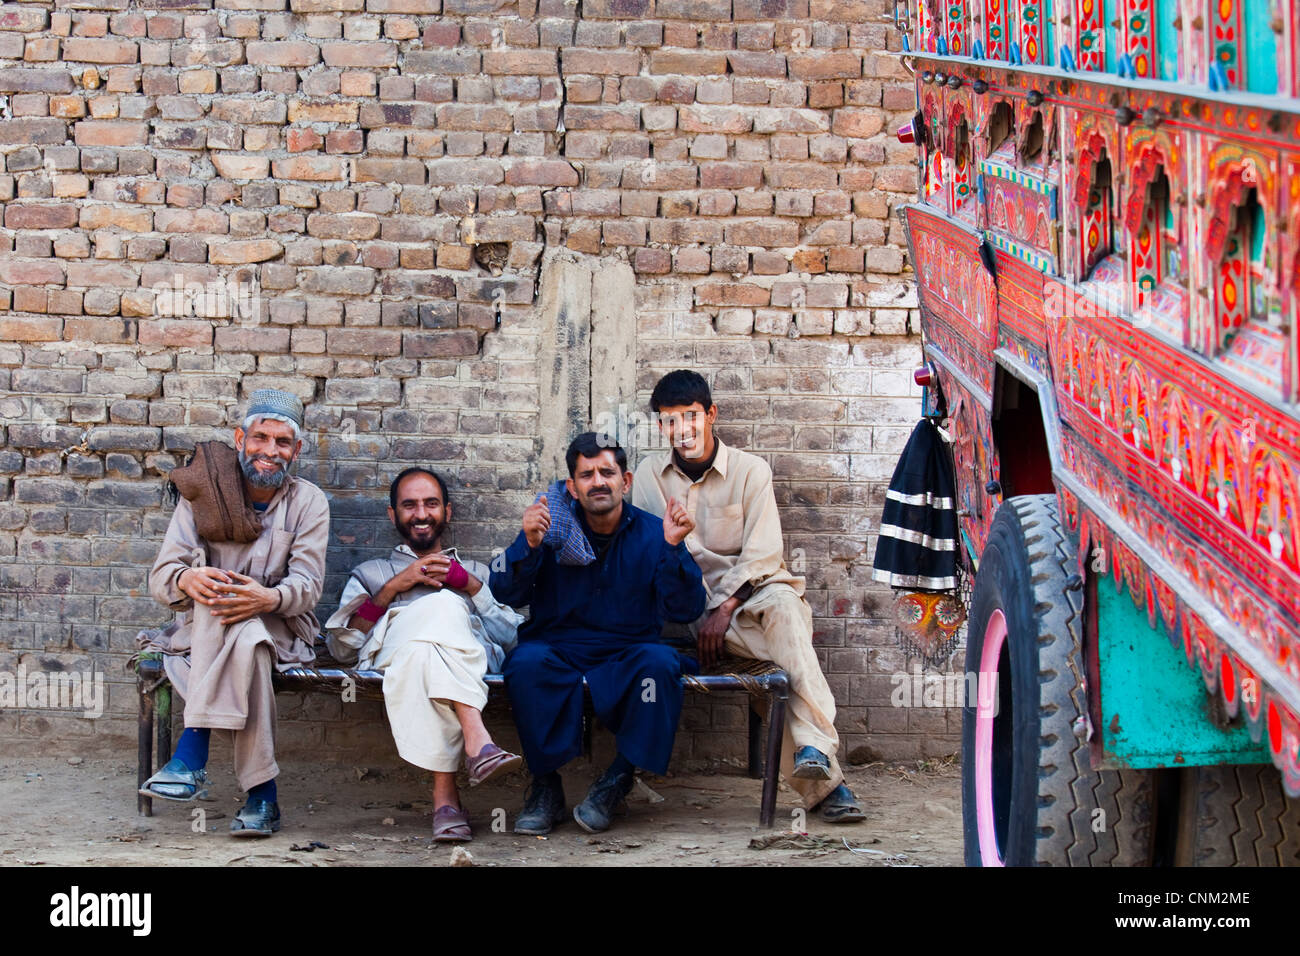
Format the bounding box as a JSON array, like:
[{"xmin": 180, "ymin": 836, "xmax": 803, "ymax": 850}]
[{"xmin": 135, "ymin": 649, "xmax": 789, "ymax": 827}]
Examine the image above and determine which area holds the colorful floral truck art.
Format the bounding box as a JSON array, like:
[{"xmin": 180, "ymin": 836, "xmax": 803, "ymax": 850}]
[{"xmin": 892, "ymin": 0, "xmax": 1300, "ymax": 864}]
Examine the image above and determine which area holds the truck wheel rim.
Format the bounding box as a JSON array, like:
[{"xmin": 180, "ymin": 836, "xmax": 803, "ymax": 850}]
[{"xmin": 975, "ymin": 608, "xmax": 1007, "ymax": 867}]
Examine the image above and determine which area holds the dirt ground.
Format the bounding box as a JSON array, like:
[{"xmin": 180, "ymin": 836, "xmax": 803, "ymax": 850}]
[{"xmin": 0, "ymin": 755, "xmax": 963, "ymax": 867}]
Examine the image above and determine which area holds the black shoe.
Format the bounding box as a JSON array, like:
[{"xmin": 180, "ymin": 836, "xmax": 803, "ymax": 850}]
[
  {"xmin": 230, "ymin": 798, "xmax": 281, "ymax": 837},
  {"xmin": 573, "ymin": 768, "xmax": 634, "ymax": 834},
  {"xmin": 514, "ymin": 775, "xmax": 567, "ymax": 835}
]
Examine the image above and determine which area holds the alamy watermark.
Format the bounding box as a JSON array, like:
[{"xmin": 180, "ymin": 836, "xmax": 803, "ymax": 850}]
[
  {"xmin": 1043, "ymin": 279, "xmax": 1129, "ymax": 324},
  {"xmin": 1044, "ymin": 278, "xmax": 1285, "ymax": 332},
  {"xmin": 152, "ymin": 272, "xmax": 262, "ymax": 323},
  {"xmin": 890, "ymin": 665, "xmax": 998, "ymax": 714},
  {"xmin": 591, "ymin": 404, "xmax": 677, "ymax": 455},
  {"xmin": 49, "ymin": 886, "xmax": 151, "ymax": 936},
  {"xmin": 590, "ymin": 403, "xmax": 738, "ymax": 458},
  {"xmin": 0, "ymin": 664, "xmax": 105, "ymax": 718}
]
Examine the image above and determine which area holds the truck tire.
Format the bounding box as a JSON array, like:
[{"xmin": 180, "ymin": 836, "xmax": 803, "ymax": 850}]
[
  {"xmin": 961, "ymin": 494, "xmax": 1156, "ymax": 865},
  {"xmin": 1175, "ymin": 765, "xmax": 1300, "ymax": 866}
]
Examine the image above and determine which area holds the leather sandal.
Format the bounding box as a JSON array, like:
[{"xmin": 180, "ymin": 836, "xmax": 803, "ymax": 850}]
[
  {"xmin": 792, "ymin": 745, "xmax": 833, "ymax": 781},
  {"xmin": 138, "ymin": 758, "xmax": 208, "ymax": 802},
  {"xmin": 230, "ymin": 798, "xmax": 281, "ymax": 837},
  {"xmin": 466, "ymin": 743, "xmax": 523, "ymax": 787},
  {"xmin": 816, "ymin": 783, "xmax": 866, "ymax": 824},
  {"xmin": 432, "ymin": 805, "xmax": 472, "ymax": 842}
]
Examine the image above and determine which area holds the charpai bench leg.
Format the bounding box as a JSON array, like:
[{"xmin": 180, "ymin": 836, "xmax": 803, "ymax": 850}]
[
  {"xmin": 760, "ymin": 685, "xmax": 788, "ymax": 829},
  {"xmin": 747, "ymin": 704, "xmax": 762, "ymax": 779},
  {"xmin": 156, "ymin": 682, "xmax": 173, "ymax": 771},
  {"xmin": 137, "ymin": 671, "xmax": 154, "ymax": 818}
]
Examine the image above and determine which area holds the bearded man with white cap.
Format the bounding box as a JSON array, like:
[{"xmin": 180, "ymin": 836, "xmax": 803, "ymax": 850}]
[{"xmin": 138, "ymin": 388, "xmax": 330, "ymax": 837}]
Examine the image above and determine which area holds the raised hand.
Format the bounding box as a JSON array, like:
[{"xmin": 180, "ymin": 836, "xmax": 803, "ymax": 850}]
[
  {"xmin": 663, "ymin": 496, "xmax": 695, "ymax": 546},
  {"xmin": 523, "ymin": 495, "xmax": 551, "ymax": 549}
]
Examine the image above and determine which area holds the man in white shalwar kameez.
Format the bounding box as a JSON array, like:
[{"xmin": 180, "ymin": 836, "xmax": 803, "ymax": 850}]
[{"xmin": 326, "ymin": 468, "xmax": 523, "ymax": 842}]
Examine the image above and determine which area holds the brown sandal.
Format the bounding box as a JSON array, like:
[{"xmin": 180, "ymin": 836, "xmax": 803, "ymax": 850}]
[
  {"xmin": 466, "ymin": 743, "xmax": 523, "ymax": 787},
  {"xmin": 432, "ymin": 804, "xmax": 472, "ymax": 842}
]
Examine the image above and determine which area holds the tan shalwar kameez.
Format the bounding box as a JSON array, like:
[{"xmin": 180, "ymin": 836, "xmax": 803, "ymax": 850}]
[
  {"xmin": 633, "ymin": 439, "xmax": 843, "ymax": 809},
  {"xmin": 143, "ymin": 475, "xmax": 330, "ymax": 791}
]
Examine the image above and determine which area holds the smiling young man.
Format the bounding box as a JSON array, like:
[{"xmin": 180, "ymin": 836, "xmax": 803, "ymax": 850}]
[
  {"xmin": 632, "ymin": 370, "xmax": 865, "ymax": 824},
  {"xmin": 491, "ymin": 432, "xmax": 706, "ymax": 834},
  {"xmin": 325, "ymin": 468, "xmax": 524, "ymax": 843},
  {"xmin": 139, "ymin": 389, "xmax": 330, "ymax": 836}
]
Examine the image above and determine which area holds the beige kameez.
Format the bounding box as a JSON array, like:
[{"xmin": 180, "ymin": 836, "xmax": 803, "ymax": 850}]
[
  {"xmin": 142, "ymin": 475, "xmax": 330, "ymax": 791},
  {"xmin": 633, "ymin": 440, "xmax": 843, "ymax": 808}
]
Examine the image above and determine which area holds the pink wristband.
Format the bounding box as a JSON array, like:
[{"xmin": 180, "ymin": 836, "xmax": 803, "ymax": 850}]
[
  {"xmin": 355, "ymin": 598, "xmax": 387, "ymax": 624},
  {"xmin": 444, "ymin": 559, "xmax": 469, "ymax": 591}
]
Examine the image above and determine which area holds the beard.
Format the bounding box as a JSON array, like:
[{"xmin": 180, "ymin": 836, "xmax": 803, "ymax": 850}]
[
  {"xmin": 238, "ymin": 447, "xmax": 292, "ymax": 489},
  {"xmin": 396, "ymin": 513, "xmax": 447, "ymax": 551}
]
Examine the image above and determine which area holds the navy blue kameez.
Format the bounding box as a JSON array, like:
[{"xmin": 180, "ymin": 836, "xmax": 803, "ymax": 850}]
[{"xmin": 491, "ymin": 504, "xmax": 706, "ymax": 775}]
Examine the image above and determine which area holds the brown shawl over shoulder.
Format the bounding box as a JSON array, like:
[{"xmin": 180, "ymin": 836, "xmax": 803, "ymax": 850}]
[{"xmin": 169, "ymin": 441, "xmax": 263, "ymax": 544}]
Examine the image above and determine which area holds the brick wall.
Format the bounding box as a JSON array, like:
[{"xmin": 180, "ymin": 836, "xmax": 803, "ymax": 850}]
[{"xmin": 0, "ymin": 0, "xmax": 959, "ymax": 766}]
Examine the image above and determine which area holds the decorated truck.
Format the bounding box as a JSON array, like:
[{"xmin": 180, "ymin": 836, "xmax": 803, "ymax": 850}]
[{"xmin": 888, "ymin": 0, "xmax": 1300, "ymax": 865}]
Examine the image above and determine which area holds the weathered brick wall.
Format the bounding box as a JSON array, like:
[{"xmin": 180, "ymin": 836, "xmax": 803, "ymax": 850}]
[{"xmin": 0, "ymin": 0, "xmax": 957, "ymax": 766}]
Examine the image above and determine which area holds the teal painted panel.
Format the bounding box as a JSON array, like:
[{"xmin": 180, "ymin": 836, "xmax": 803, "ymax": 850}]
[
  {"xmin": 1103, "ymin": 0, "xmax": 1118, "ymax": 73},
  {"xmin": 1249, "ymin": 198, "xmax": 1265, "ymax": 261},
  {"xmin": 1042, "ymin": 0, "xmax": 1053, "ymax": 66},
  {"xmin": 1096, "ymin": 581, "xmax": 1268, "ymax": 769},
  {"xmin": 1156, "ymin": 0, "xmax": 1178, "ymax": 80},
  {"xmin": 1244, "ymin": 0, "xmax": 1278, "ymax": 94}
]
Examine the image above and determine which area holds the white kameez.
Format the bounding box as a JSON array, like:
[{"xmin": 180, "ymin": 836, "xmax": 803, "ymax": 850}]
[{"xmin": 324, "ymin": 549, "xmax": 522, "ymax": 773}]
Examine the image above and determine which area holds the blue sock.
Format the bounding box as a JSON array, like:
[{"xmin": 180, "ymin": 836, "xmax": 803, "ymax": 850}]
[
  {"xmin": 248, "ymin": 778, "xmax": 277, "ymax": 804},
  {"xmin": 608, "ymin": 753, "xmax": 635, "ymax": 778},
  {"xmin": 171, "ymin": 728, "xmax": 210, "ymax": 772}
]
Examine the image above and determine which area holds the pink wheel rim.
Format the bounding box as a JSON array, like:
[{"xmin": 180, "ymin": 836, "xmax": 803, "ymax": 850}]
[{"xmin": 975, "ymin": 609, "xmax": 1006, "ymax": 867}]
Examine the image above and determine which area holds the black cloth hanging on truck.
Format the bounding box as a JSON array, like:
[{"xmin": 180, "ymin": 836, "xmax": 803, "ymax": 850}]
[{"xmin": 871, "ymin": 418, "xmax": 959, "ymax": 591}]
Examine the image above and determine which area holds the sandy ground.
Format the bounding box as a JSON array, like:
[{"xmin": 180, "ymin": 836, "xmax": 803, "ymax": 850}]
[{"xmin": 0, "ymin": 755, "xmax": 962, "ymax": 868}]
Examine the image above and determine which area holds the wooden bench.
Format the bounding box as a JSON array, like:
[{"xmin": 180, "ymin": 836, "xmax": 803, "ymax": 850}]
[{"xmin": 135, "ymin": 649, "xmax": 790, "ymax": 827}]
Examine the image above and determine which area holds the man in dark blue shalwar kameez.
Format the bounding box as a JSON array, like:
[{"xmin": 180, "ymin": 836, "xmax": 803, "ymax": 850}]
[{"xmin": 491, "ymin": 432, "xmax": 706, "ymax": 835}]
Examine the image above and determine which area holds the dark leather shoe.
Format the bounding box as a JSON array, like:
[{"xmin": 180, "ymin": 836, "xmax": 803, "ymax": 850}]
[
  {"xmin": 573, "ymin": 768, "xmax": 633, "ymax": 834},
  {"xmin": 230, "ymin": 798, "xmax": 281, "ymax": 837},
  {"xmin": 514, "ymin": 775, "xmax": 566, "ymax": 835}
]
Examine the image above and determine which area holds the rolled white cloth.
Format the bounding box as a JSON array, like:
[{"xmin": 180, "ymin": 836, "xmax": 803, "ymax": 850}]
[{"xmin": 375, "ymin": 590, "xmax": 489, "ymax": 773}]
